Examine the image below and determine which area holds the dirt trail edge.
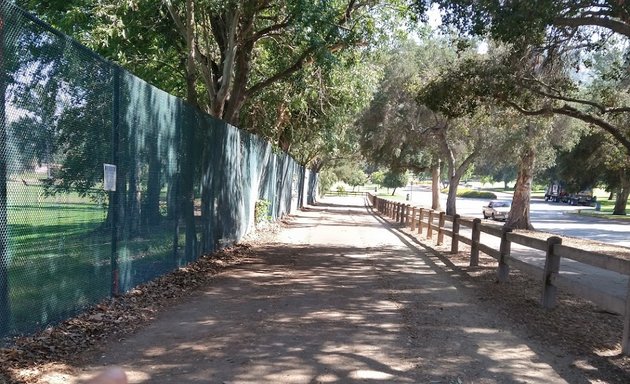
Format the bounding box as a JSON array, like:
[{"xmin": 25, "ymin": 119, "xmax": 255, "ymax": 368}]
[{"xmin": 53, "ymin": 196, "xmax": 590, "ymax": 383}]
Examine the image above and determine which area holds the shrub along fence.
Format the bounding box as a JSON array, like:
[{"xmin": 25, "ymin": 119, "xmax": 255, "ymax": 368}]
[
  {"xmin": 368, "ymin": 194, "xmax": 630, "ymax": 355},
  {"xmin": 0, "ymin": 2, "xmax": 316, "ymax": 338}
]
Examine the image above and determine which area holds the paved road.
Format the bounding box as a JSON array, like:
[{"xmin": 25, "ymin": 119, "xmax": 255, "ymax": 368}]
[
  {"xmin": 403, "ymin": 185, "xmax": 630, "ymax": 247},
  {"xmin": 401, "ymin": 186, "xmax": 630, "ymax": 313},
  {"xmin": 60, "ymin": 196, "xmax": 584, "ymax": 383}
]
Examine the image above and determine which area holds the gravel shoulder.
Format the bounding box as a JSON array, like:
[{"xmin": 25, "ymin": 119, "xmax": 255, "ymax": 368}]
[{"xmin": 2, "ymin": 196, "xmax": 629, "ymax": 383}]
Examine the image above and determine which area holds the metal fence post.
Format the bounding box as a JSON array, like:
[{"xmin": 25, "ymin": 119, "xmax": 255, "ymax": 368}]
[
  {"xmin": 541, "ymin": 236, "xmax": 563, "ymax": 309},
  {"xmin": 497, "ymin": 228, "xmax": 512, "ymax": 282},
  {"xmin": 0, "ymin": 16, "xmax": 9, "ymax": 336},
  {"xmin": 450, "ymin": 214, "xmax": 460, "ymax": 254},
  {"xmin": 470, "ymin": 218, "xmax": 481, "ymax": 267},
  {"xmin": 110, "ymin": 66, "xmax": 121, "ymax": 297}
]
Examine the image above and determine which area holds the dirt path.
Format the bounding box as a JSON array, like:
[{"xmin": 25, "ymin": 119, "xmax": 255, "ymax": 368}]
[{"xmin": 59, "ymin": 196, "xmax": 588, "ymax": 383}]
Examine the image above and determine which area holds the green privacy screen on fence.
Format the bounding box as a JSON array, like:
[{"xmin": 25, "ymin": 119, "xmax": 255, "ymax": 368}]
[{"xmin": 0, "ymin": 1, "xmax": 315, "ymax": 338}]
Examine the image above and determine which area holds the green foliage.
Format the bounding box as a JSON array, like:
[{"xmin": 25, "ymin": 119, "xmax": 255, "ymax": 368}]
[
  {"xmin": 346, "ymin": 169, "xmax": 368, "ymax": 188},
  {"xmin": 318, "ymin": 167, "xmax": 337, "ymax": 196},
  {"xmin": 357, "ymin": 38, "xmax": 456, "ymax": 174},
  {"xmin": 382, "ymin": 171, "xmax": 408, "ymax": 190},
  {"xmin": 370, "ymin": 170, "xmax": 385, "ymax": 186},
  {"xmin": 456, "ymin": 189, "xmax": 497, "ymax": 199},
  {"xmin": 254, "ymin": 199, "xmax": 271, "ymax": 224}
]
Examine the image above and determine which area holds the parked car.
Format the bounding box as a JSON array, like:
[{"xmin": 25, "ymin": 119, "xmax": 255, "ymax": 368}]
[
  {"xmin": 482, "ymin": 200, "xmax": 512, "ymax": 221},
  {"xmin": 567, "ymin": 190, "xmax": 596, "ymax": 206},
  {"xmin": 545, "ymin": 181, "xmax": 566, "ymax": 202}
]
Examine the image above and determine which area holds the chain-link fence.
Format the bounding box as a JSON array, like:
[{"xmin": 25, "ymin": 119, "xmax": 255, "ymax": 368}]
[{"xmin": 0, "ymin": 1, "xmax": 313, "ymax": 338}]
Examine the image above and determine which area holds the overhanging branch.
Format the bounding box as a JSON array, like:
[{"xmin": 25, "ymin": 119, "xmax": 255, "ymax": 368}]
[
  {"xmin": 554, "ymin": 16, "xmax": 630, "ymax": 38},
  {"xmin": 506, "ymin": 101, "xmax": 630, "ymax": 152}
]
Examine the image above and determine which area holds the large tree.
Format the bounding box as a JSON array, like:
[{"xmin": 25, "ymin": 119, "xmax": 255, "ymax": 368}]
[
  {"xmin": 359, "ymin": 37, "xmax": 503, "ymax": 214},
  {"xmin": 413, "ymin": 1, "xmax": 630, "ymax": 156},
  {"xmin": 243, "ymin": 51, "xmax": 381, "ymax": 170},
  {"xmin": 418, "ymin": 46, "xmax": 585, "ymax": 228}
]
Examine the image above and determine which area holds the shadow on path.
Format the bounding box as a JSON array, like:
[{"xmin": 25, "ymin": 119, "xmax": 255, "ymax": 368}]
[{"xmin": 74, "ymin": 196, "xmax": 602, "ymax": 383}]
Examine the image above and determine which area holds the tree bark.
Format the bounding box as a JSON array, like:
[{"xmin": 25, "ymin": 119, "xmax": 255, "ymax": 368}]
[
  {"xmin": 431, "ymin": 158, "xmax": 442, "ymax": 211},
  {"xmin": 505, "ymin": 132, "xmax": 535, "ymax": 230},
  {"xmin": 613, "ymin": 170, "xmax": 630, "ymax": 215}
]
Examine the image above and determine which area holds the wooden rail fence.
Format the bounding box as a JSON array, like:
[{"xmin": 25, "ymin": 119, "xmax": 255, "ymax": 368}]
[{"xmin": 367, "ymin": 193, "xmax": 630, "ymax": 354}]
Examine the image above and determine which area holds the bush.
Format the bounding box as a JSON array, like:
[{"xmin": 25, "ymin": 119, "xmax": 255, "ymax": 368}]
[{"xmin": 457, "ymin": 189, "xmax": 497, "ymax": 199}]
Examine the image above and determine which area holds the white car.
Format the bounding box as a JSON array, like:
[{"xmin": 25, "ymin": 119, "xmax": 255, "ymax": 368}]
[{"xmin": 482, "ymin": 200, "xmax": 512, "ymax": 221}]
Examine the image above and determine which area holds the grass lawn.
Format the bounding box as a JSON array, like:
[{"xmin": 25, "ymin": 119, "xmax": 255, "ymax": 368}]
[
  {"xmin": 575, "ymin": 199, "xmax": 630, "ymax": 220},
  {"xmin": 4, "ymin": 181, "xmax": 182, "ymax": 336}
]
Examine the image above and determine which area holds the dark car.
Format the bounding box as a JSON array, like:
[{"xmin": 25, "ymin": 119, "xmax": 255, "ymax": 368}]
[{"xmin": 482, "ymin": 200, "xmax": 512, "ymax": 221}]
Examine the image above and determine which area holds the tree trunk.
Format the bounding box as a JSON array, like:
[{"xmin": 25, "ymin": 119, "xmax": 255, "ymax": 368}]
[
  {"xmin": 446, "ymin": 178, "xmax": 459, "ymax": 216},
  {"xmin": 612, "ymin": 171, "xmax": 630, "ymax": 215},
  {"xmin": 444, "ymin": 154, "xmax": 476, "ymax": 216},
  {"xmin": 0, "ymin": 13, "xmax": 10, "ymax": 337},
  {"xmin": 431, "ymin": 158, "xmax": 442, "ymax": 211},
  {"xmin": 505, "ymin": 144, "xmax": 535, "ymax": 230}
]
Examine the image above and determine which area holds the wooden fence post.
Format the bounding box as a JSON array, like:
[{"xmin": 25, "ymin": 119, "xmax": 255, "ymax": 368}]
[
  {"xmin": 470, "ymin": 218, "xmax": 481, "ymax": 267},
  {"xmin": 427, "ymin": 210, "xmax": 434, "ymax": 239},
  {"xmin": 399, "ymin": 204, "xmax": 406, "ymax": 223},
  {"xmin": 497, "ymin": 228, "xmax": 512, "ymax": 282},
  {"xmin": 405, "ymin": 204, "xmax": 411, "ymax": 224},
  {"xmin": 417, "ymin": 208, "xmax": 424, "ymax": 234},
  {"xmin": 395, "ymin": 203, "xmax": 401, "ymax": 221},
  {"xmin": 437, "ymin": 212, "xmax": 445, "ymax": 245},
  {"xmin": 450, "ymin": 214, "xmax": 460, "ymax": 254},
  {"xmin": 410, "ymin": 207, "xmax": 417, "ymax": 231},
  {"xmin": 541, "ymin": 236, "xmax": 563, "ymax": 309}
]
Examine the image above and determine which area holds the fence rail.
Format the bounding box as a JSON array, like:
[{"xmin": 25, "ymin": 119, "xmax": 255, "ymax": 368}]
[{"xmin": 367, "ymin": 193, "xmax": 630, "ymax": 355}]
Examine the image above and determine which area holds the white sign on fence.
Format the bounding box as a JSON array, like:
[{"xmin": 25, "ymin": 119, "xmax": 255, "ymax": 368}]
[{"xmin": 103, "ymin": 164, "xmax": 117, "ymax": 191}]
